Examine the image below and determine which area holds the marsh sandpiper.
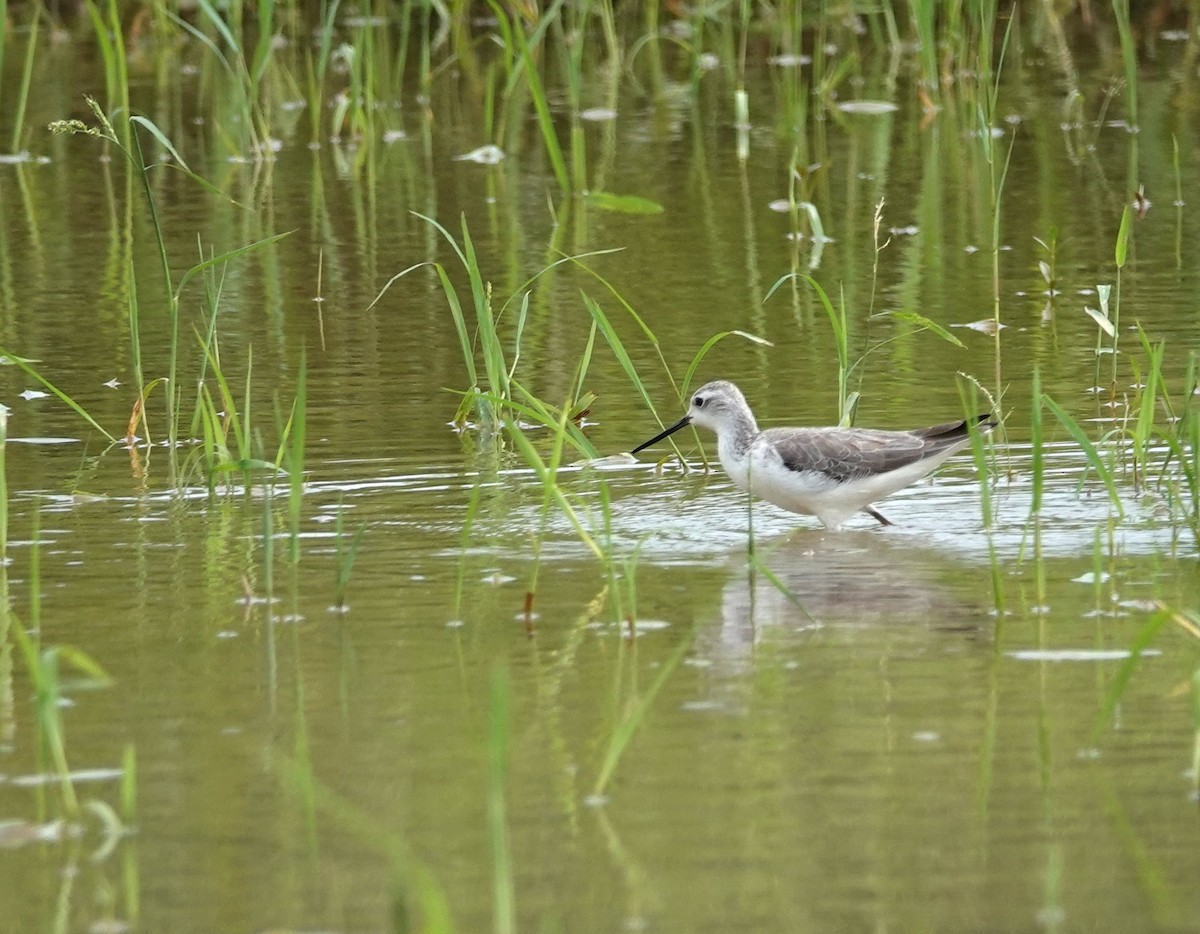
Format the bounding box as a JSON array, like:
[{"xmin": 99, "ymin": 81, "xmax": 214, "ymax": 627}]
[{"xmin": 631, "ymin": 380, "xmax": 993, "ymax": 531}]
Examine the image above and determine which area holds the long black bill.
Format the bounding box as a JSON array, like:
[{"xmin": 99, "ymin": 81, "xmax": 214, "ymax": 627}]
[{"xmin": 630, "ymin": 415, "xmax": 692, "ymax": 455}]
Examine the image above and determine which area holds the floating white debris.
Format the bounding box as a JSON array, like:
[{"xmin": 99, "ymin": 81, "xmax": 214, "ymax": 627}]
[
  {"xmin": 103, "ymin": 378, "xmax": 121, "ymax": 389},
  {"xmin": 590, "ymin": 619, "xmax": 672, "ymax": 638},
  {"xmin": 953, "ymin": 319, "xmax": 1007, "ymax": 335},
  {"xmin": 767, "ymin": 199, "xmax": 792, "ymax": 213},
  {"xmin": 0, "ymin": 819, "xmax": 81, "ymax": 848},
  {"xmin": 235, "ymin": 594, "xmax": 278, "ymax": 606},
  {"xmin": 383, "ymin": 129, "xmax": 408, "ymax": 143},
  {"xmin": 1071, "ymin": 571, "xmax": 1110, "ymax": 584},
  {"xmin": 19, "ymin": 389, "xmax": 47, "ymax": 400},
  {"xmin": 10, "ymin": 767, "xmax": 124, "ymax": 786},
  {"xmin": 1005, "ymin": 649, "xmax": 1161, "ymax": 662},
  {"xmin": 580, "ymin": 107, "xmax": 617, "ymax": 122},
  {"xmin": 454, "ymin": 144, "xmax": 505, "ymax": 164},
  {"xmin": 785, "ymin": 231, "xmax": 837, "ymax": 244},
  {"xmin": 836, "ymin": 100, "xmax": 899, "ymax": 115},
  {"xmin": 681, "ymin": 700, "xmax": 726, "ymax": 711},
  {"xmin": 574, "ymin": 453, "xmax": 637, "ymax": 468},
  {"xmin": 912, "ymin": 731, "xmax": 940, "ymax": 743},
  {"xmin": 769, "ymin": 53, "xmax": 811, "ymax": 67}
]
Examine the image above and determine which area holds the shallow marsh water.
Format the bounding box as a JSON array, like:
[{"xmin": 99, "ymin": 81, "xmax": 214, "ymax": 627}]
[{"xmin": 1, "ymin": 9, "xmax": 1200, "ymax": 933}]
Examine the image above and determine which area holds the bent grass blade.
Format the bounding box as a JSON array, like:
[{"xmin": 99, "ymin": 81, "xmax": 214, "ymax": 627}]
[
  {"xmin": 0, "ymin": 349, "xmax": 116, "ymax": 443},
  {"xmin": 1041, "ymin": 395, "xmax": 1125, "ymax": 518},
  {"xmin": 680, "ymin": 329, "xmax": 773, "ymax": 397},
  {"xmin": 593, "ymin": 630, "xmax": 694, "ymax": 798}
]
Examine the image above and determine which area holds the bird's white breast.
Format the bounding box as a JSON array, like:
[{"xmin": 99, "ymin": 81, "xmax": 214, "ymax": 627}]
[{"xmin": 718, "ymin": 436, "xmax": 835, "ymax": 517}]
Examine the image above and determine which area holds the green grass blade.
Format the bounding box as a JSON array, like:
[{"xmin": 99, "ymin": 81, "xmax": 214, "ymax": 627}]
[
  {"xmin": 1031, "ymin": 369, "xmax": 1043, "ymax": 517},
  {"xmin": 593, "ymin": 630, "xmax": 694, "ymax": 796},
  {"xmin": 582, "ymin": 293, "xmax": 659, "ymax": 419},
  {"xmin": 458, "ymin": 219, "xmax": 507, "ymax": 397},
  {"xmin": 563, "ymin": 259, "xmax": 666, "ymax": 359},
  {"xmin": 573, "ymin": 321, "xmax": 598, "ymax": 405},
  {"xmin": 766, "ymin": 273, "xmax": 848, "ymax": 416},
  {"xmin": 496, "ymin": 247, "xmax": 623, "ymax": 318},
  {"xmin": 129, "ymin": 116, "xmax": 234, "ymax": 201},
  {"xmin": 0, "ymin": 348, "xmax": 116, "ymax": 442},
  {"xmin": 747, "ymin": 552, "xmax": 817, "ymax": 621},
  {"xmin": 1042, "ymin": 394, "xmax": 1124, "ymax": 516},
  {"xmin": 585, "ymin": 192, "xmax": 664, "ymax": 214},
  {"xmin": 162, "ymin": 8, "xmax": 237, "ymax": 79},
  {"xmin": 412, "ymin": 211, "xmax": 470, "ymax": 268},
  {"xmin": 488, "ymin": 666, "xmax": 515, "ymax": 934},
  {"xmin": 9, "ymin": 5, "xmax": 38, "ymax": 153},
  {"xmin": 435, "ymin": 267, "xmax": 479, "ymax": 391},
  {"xmin": 506, "ymin": 293, "xmax": 529, "ymax": 382},
  {"xmin": 503, "ymin": 5, "xmax": 569, "ymax": 192},
  {"xmin": 1089, "ymin": 608, "xmax": 1171, "ymax": 743},
  {"xmin": 1115, "ymin": 203, "xmax": 1132, "ymax": 268},
  {"xmin": 876, "ymin": 311, "xmax": 966, "ymax": 348},
  {"xmin": 193, "ymin": 0, "xmax": 242, "ymax": 54},
  {"xmin": 467, "ymin": 385, "xmax": 598, "ymax": 458},
  {"xmin": 503, "ymin": 422, "xmax": 602, "ymax": 559},
  {"xmin": 176, "ymin": 232, "xmax": 293, "ymax": 297},
  {"xmin": 681, "ymin": 330, "xmax": 772, "ymax": 395},
  {"xmin": 510, "ymin": 382, "xmax": 599, "ymax": 458},
  {"xmin": 364, "ymin": 261, "xmax": 436, "ymax": 311}
]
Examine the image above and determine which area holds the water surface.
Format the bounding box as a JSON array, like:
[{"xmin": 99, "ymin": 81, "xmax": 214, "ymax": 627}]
[{"xmin": 1, "ymin": 10, "xmax": 1199, "ymax": 933}]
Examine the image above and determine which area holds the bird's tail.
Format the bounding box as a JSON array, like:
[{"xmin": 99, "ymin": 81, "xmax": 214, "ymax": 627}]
[{"xmin": 914, "ymin": 413, "xmax": 995, "ymax": 443}]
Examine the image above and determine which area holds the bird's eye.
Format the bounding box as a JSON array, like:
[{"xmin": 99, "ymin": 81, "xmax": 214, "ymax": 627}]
[{"xmin": 694, "ymin": 396, "xmax": 705, "ymax": 408}]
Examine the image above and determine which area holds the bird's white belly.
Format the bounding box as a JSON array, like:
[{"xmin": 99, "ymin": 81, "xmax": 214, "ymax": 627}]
[
  {"xmin": 719, "ymin": 444, "xmax": 834, "ymax": 517},
  {"xmin": 718, "ymin": 437, "xmax": 962, "ymax": 528}
]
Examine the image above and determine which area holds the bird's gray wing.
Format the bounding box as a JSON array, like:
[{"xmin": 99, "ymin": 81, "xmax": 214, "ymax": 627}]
[
  {"xmin": 762, "ymin": 427, "xmax": 932, "ymax": 484},
  {"xmin": 763, "ymin": 416, "xmax": 988, "ymax": 484}
]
